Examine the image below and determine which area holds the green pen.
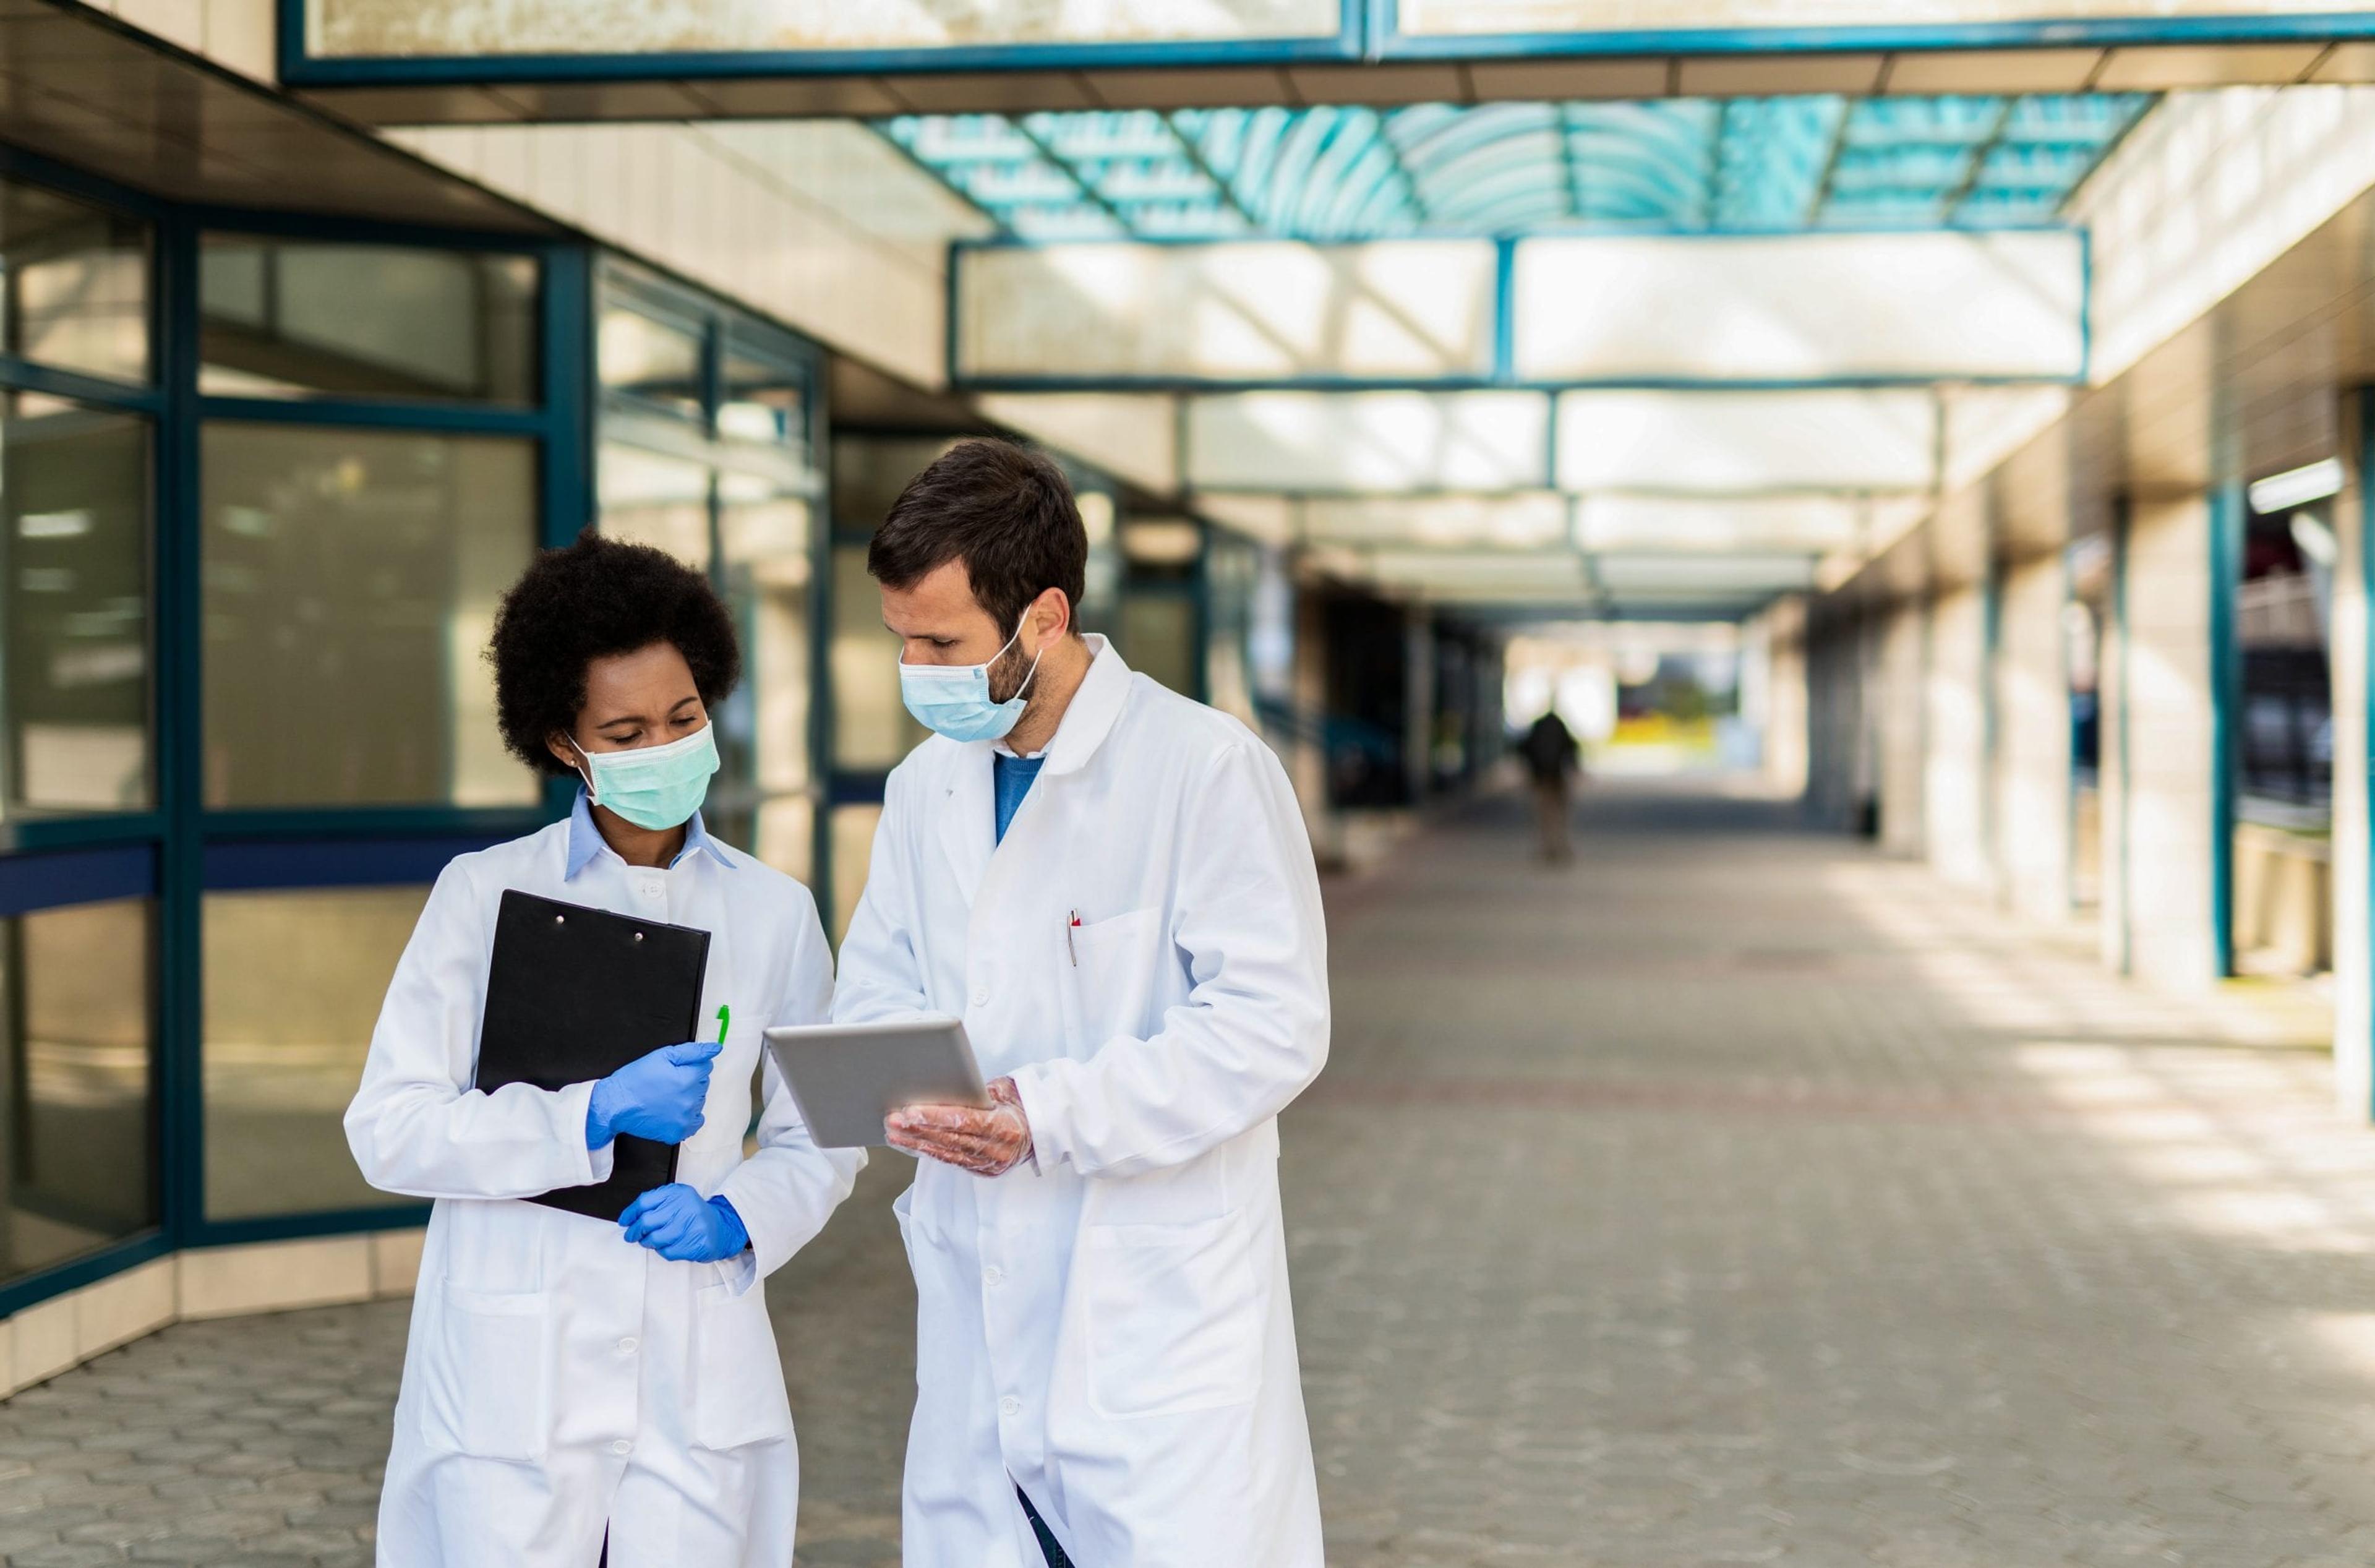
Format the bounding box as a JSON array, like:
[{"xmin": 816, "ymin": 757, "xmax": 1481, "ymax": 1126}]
[{"xmin": 714, "ymin": 1003, "xmax": 731, "ymax": 1043}]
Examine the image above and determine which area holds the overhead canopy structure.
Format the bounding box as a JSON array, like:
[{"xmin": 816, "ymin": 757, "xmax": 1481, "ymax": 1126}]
[
  {"xmin": 277, "ymin": 6, "xmax": 2201, "ymax": 625},
  {"xmin": 883, "ymin": 95, "xmax": 2151, "ymax": 241},
  {"xmin": 287, "ymin": 0, "xmax": 2375, "ymax": 121}
]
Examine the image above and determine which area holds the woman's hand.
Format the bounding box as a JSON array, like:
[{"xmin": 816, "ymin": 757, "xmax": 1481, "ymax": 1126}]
[
  {"xmin": 618, "ymin": 1184, "xmax": 748, "ymax": 1261},
  {"xmin": 586, "ymin": 1040, "xmax": 721, "ymax": 1147}
]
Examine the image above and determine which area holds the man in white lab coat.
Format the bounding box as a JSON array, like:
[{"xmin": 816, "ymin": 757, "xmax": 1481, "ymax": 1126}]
[
  {"xmin": 832, "ymin": 439, "xmax": 1331, "ymax": 1568},
  {"xmin": 346, "ymin": 533, "xmax": 863, "ymax": 1567}
]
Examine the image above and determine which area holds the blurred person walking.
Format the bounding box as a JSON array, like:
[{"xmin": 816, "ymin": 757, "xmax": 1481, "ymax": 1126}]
[{"xmin": 1521, "ymin": 708, "xmax": 1580, "ymax": 862}]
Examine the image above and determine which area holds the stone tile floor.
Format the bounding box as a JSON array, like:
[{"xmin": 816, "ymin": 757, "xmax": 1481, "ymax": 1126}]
[{"xmin": 3, "ymin": 784, "xmax": 2372, "ymax": 1565}]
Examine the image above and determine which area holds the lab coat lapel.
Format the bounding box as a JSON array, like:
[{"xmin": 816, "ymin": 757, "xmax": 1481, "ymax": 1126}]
[{"xmin": 935, "ymin": 743, "xmax": 996, "ymax": 909}]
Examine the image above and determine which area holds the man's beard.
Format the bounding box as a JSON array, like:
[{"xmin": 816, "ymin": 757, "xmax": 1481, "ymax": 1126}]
[{"xmin": 985, "ymin": 636, "xmax": 1036, "ymax": 708}]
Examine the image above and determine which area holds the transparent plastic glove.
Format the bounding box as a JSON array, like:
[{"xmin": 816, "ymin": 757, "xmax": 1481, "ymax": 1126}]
[
  {"xmin": 618, "ymin": 1184, "xmax": 748, "ymax": 1262},
  {"xmin": 586, "ymin": 1039, "xmax": 721, "ymax": 1148},
  {"xmin": 885, "ymin": 1076, "xmax": 1032, "ymax": 1177}
]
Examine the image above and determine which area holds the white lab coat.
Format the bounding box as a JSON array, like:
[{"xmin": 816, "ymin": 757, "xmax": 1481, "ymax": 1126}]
[
  {"xmin": 834, "ymin": 638, "xmax": 1330, "ymax": 1568},
  {"xmin": 345, "ymin": 810, "xmax": 863, "ymax": 1568}
]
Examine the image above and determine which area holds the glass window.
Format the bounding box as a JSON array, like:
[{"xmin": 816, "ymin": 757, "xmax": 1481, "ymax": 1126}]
[
  {"xmin": 0, "ymin": 896, "xmax": 155, "ymax": 1284},
  {"xmin": 1121, "ymin": 593, "xmax": 1198, "ymax": 697},
  {"xmin": 0, "ymin": 181, "xmax": 148, "ymax": 385},
  {"xmin": 712, "ymin": 476, "xmax": 814, "ymax": 878},
  {"xmin": 598, "ymin": 440, "xmax": 712, "ymax": 568},
  {"xmin": 200, "ymin": 424, "xmax": 539, "ymax": 809},
  {"xmin": 831, "ymin": 544, "xmax": 923, "ymax": 770},
  {"xmin": 719, "ymin": 348, "xmax": 808, "ymax": 458},
  {"xmin": 202, "ymin": 885, "xmax": 426, "ymax": 1220},
  {"xmin": 199, "ymin": 237, "xmax": 537, "ymax": 404},
  {"xmin": 828, "ymin": 803, "xmax": 881, "ymax": 946},
  {"xmin": 599, "ymin": 305, "xmax": 703, "ymax": 422},
  {"xmin": 3, "ymin": 396, "xmax": 150, "ymax": 816}
]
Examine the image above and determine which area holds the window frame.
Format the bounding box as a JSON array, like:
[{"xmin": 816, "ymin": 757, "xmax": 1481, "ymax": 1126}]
[
  {"xmin": 595, "ymin": 259, "xmax": 830, "ymax": 898},
  {"xmin": 0, "ymin": 143, "xmax": 606, "ymax": 1293}
]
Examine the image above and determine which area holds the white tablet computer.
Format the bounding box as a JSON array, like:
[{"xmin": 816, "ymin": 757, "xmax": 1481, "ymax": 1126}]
[{"xmin": 763, "ymin": 1015, "xmax": 988, "ymax": 1149}]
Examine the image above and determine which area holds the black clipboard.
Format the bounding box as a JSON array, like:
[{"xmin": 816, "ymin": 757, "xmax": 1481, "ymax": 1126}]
[{"xmin": 473, "ymin": 889, "xmax": 712, "ymax": 1222}]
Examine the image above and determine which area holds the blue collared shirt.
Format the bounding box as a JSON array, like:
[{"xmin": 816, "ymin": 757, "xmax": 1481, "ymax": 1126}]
[{"xmin": 564, "ymin": 790, "xmax": 737, "ymax": 881}]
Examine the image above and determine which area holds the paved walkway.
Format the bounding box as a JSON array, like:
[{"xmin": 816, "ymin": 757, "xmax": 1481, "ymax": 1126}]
[{"xmin": 5, "ymin": 784, "xmax": 2375, "ymax": 1565}]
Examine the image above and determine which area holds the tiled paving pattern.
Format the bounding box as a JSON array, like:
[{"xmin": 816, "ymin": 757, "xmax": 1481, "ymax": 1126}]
[{"xmin": 4, "ymin": 784, "xmax": 2373, "ymax": 1566}]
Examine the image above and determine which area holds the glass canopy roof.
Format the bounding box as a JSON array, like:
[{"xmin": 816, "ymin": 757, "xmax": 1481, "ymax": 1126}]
[{"xmin": 881, "ymin": 94, "xmax": 2154, "ymax": 241}]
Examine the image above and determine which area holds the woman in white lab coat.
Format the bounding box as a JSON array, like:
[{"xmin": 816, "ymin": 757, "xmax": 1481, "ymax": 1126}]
[{"xmin": 344, "ymin": 532, "xmax": 862, "ymax": 1568}]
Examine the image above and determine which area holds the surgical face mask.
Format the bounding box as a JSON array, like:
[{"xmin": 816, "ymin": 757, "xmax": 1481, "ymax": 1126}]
[
  {"xmin": 571, "ymin": 722, "xmax": 719, "ymax": 831},
  {"xmin": 899, "ymin": 613, "xmax": 1046, "ymax": 743}
]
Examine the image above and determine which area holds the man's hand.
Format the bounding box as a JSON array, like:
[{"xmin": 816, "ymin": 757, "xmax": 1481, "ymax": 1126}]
[{"xmin": 886, "ymin": 1076, "xmax": 1032, "ymax": 1176}]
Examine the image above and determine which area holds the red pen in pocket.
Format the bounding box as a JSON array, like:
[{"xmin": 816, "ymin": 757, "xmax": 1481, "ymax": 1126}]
[{"xmin": 1067, "ymin": 909, "xmax": 1081, "ymax": 966}]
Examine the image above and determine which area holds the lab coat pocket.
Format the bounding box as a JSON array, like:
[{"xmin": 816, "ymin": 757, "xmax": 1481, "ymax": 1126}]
[
  {"xmin": 693, "ymin": 1280, "xmax": 794, "ymax": 1450},
  {"xmin": 422, "ymin": 1282, "xmax": 549, "ymax": 1462},
  {"xmin": 1061, "ymin": 906, "xmax": 1164, "ymax": 1050},
  {"xmin": 1082, "ymin": 1212, "xmax": 1261, "ymax": 1418}
]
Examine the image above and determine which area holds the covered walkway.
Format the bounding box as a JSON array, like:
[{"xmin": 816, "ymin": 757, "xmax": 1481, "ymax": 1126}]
[{"xmin": 2, "ymin": 791, "xmax": 2373, "ymax": 1564}]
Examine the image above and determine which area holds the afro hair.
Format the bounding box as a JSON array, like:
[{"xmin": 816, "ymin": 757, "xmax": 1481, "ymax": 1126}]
[{"xmin": 487, "ymin": 529, "xmax": 742, "ymax": 778}]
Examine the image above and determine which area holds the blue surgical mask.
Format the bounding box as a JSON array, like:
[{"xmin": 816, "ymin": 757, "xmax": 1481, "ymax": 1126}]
[
  {"xmin": 572, "ymin": 722, "xmax": 719, "ymax": 831},
  {"xmin": 899, "ymin": 615, "xmax": 1045, "ymax": 743}
]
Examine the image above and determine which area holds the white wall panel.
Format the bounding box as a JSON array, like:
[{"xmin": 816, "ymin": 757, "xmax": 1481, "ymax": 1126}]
[
  {"xmin": 1188, "ymin": 391, "xmax": 1549, "ymax": 493},
  {"xmin": 1590, "ymin": 553, "xmax": 1818, "ymax": 593},
  {"xmin": 1398, "ymin": 0, "xmax": 2365, "ymax": 32},
  {"xmin": 2076, "ymin": 85, "xmax": 2375, "ymax": 385},
  {"xmin": 390, "ymin": 121, "xmax": 993, "ymax": 391},
  {"xmin": 1556, "ymin": 388, "xmax": 1938, "ymax": 494},
  {"xmin": 974, "ymin": 392, "xmax": 1180, "ymax": 495},
  {"xmin": 1575, "ymin": 493, "xmax": 1875, "ymax": 554},
  {"xmin": 1515, "ymin": 232, "xmax": 2085, "ymax": 383},
  {"xmin": 314, "ymin": 0, "xmax": 1340, "ymax": 56},
  {"xmin": 1301, "ymin": 493, "xmax": 1572, "ymax": 548},
  {"xmin": 957, "ymin": 241, "xmax": 1498, "ymax": 382}
]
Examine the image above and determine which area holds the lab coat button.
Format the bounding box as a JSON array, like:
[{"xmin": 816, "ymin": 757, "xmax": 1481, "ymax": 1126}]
[
  {"xmin": 983, "ymin": 1266, "xmax": 1004, "ymax": 1287},
  {"xmin": 609, "ymin": 1439, "xmax": 631, "ymax": 1456},
  {"xmin": 999, "ymin": 1396, "xmax": 1021, "ymax": 1418},
  {"xmin": 970, "ymin": 985, "xmax": 990, "ymax": 1006},
  {"xmin": 617, "ymin": 1337, "xmax": 638, "ymax": 1355}
]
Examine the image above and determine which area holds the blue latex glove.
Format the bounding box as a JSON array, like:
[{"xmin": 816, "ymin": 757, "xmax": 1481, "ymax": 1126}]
[
  {"xmin": 619, "ymin": 1185, "xmax": 748, "ymax": 1262},
  {"xmin": 586, "ymin": 1040, "xmax": 721, "ymax": 1149}
]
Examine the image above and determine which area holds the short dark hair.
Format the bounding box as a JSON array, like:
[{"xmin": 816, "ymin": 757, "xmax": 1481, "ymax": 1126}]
[
  {"xmin": 487, "ymin": 529, "xmax": 742, "ymax": 778},
  {"xmin": 868, "ymin": 439, "xmax": 1087, "ymax": 635}
]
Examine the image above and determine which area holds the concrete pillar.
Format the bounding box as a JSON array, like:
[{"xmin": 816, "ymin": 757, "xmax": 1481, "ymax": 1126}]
[
  {"xmin": 1761, "ymin": 596, "xmax": 1810, "ymax": 800},
  {"xmin": 2098, "ymin": 512, "xmax": 2134, "ymax": 975},
  {"xmin": 2335, "ymin": 403, "xmax": 2371, "ymax": 1119},
  {"xmin": 1995, "ymin": 551, "xmax": 2074, "ymax": 924},
  {"xmin": 1875, "ymin": 599, "xmax": 1928, "ymax": 856},
  {"xmin": 1927, "ymin": 584, "xmax": 1992, "ymax": 889},
  {"xmin": 2109, "ymin": 494, "xmax": 2225, "ymax": 995}
]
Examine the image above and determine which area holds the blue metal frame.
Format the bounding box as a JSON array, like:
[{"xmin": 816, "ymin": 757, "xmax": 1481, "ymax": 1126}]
[
  {"xmin": 2363, "ymin": 392, "xmax": 2375, "ymax": 1118},
  {"xmin": 279, "ymin": 0, "xmax": 2375, "ymax": 86},
  {"xmin": 1377, "ymin": 10, "xmax": 2375, "ymax": 58},
  {"xmin": 1981, "ymin": 522, "xmax": 2003, "ymax": 886},
  {"xmin": 2209, "ymin": 480, "xmax": 2243, "ymax": 980},
  {"xmin": 589, "ymin": 257, "xmax": 832, "ymax": 898},
  {"xmin": 943, "ymin": 225, "xmax": 2093, "ymax": 392},
  {"xmin": 2110, "ymin": 495, "xmax": 2133, "ymax": 977},
  {"xmin": 0, "ymin": 140, "xmax": 610, "ymax": 1314},
  {"xmin": 280, "ymin": 0, "xmax": 1365, "ymax": 86}
]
